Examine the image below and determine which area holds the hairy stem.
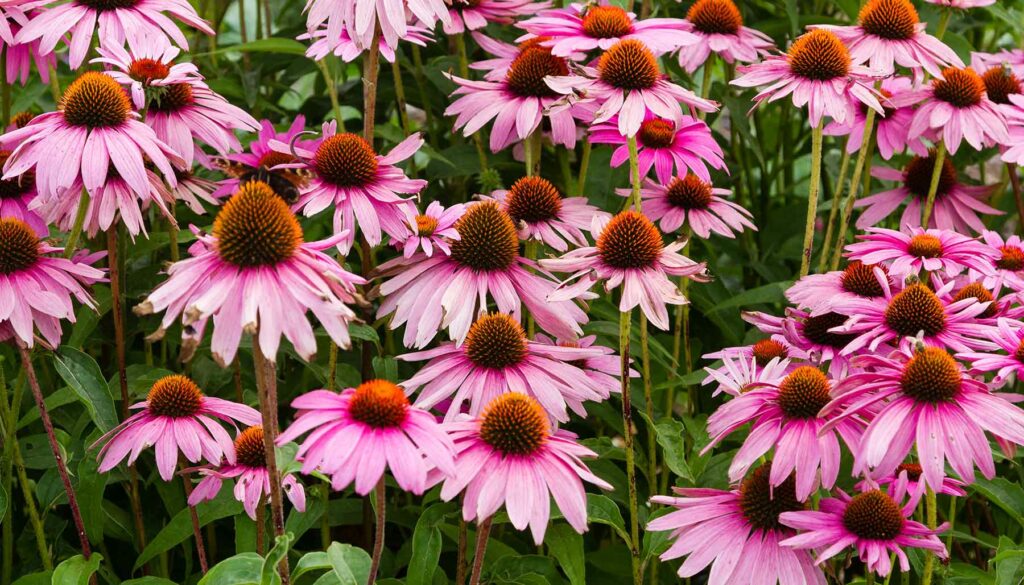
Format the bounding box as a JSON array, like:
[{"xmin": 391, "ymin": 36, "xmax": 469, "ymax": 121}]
[
  {"xmin": 253, "ymin": 338, "xmax": 289, "ymax": 584},
  {"xmin": 830, "ymin": 108, "xmax": 877, "ymax": 271},
  {"xmin": 366, "ymin": 479, "xmax": 386, "ymax": 585},
  {"xmin": 619, "ymin": 310, "xmax": 641, "ymax": 585},
  {"xmin": 799, "ymin": 122, "xmax": 824, "ymax": 277},
  {"xmin": 180, "ymin": 466, "xmax": 208, "ymax": 573},
  {"xmin": 18, "ymin": 345, "xmax": 92, "ymax": 559},
  {"xmin": 467, "ymin": 517, "xmax": 493, "ymax": 585}
]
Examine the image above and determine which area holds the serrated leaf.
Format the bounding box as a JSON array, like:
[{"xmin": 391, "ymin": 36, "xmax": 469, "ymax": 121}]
[
  {"xmin": 586, "ymin": 494, "xmax": 630, "ymax": 545},
  {"xmin": 52, "ymin": 346, "xmax": 117, "ymax": 432}
]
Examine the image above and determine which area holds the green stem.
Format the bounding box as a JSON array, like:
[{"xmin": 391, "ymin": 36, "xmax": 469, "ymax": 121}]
[
  {"xmin": 317, "ymin": 59, "xmax": 343, "ymax": 125},
  {"xmin": 829, "ymin": 106, "xmax": 877, "ymax": 271},
  {"xmin": 945, "ymin": 495, "xmax": 956, "ymax": 555},
  {"xmin": 640, "ymin": 311, "xmax": 656, "ymax": 503},
  {"xmin": 920, "ymin": 141, "xmax": 947, "ymax": 228},
  {"xmin": 619, "ymin": 310, "xmax": 641, "ymax": 585},
  {"xmin": 935, "ymin": 9, "xmax": 951, "ymax": 40},
  {"xmin": 698, "ymin": 55, "xmax": 714, "ymax": 119},
  {"xmin": 409, "ymin": 46, "xmax": 436, "ymax": 143},
  {"xmin": 63, "ymin": 189, "xmax": 90, "ymax": 258},
  {"xmin": 1, "ymin": 53, "xmax": 10, "ymax": 127},
  {"xmin": 577, "ymin": 141, "xmax": 592, "ymax": 197},
  {"xmin": 455, "ymin": 33, "xmax": 490, "ymax": 174},
  {"xmin": 525, "ymin": 239, "xmax": 538, "ymax": 337},
  {"xmin": 320, "ymin": 484, "xmax": 331, "ymax": 551},
  {"xmin": 12, "ymin": 435, "xmax": 51, "ymax": 571},
  {"xmin": 817, "ymin": 145, "xmax": 851, "ymax": 271},
  {"xmin": 922, "ymin": 487, "xmax": 937, "ymax": 585},
  {"xmin": 524, "ymin": 129, "xmax": 541, "ymax": 177},
  {"xmin": 627, "ymin": 136, "xmax": 641, "ymax": 210},
  {"xmin": 47, "ymin": 64, "xmax": 61, "ymax": 104},
  {"xmin": 799, "ymin": 122, "xmax": 825, "ymax": 277}
]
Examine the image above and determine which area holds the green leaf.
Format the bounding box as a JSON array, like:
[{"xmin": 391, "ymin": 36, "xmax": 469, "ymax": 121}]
[
  {"xmin": 408, "ymin": 503, "xmax": 454, "ymax": 585},
  {"xmin": 123, "ymin": 578, "xmax": 179, "ymax": 585},
  {"xmin": 0, "ymin": 481, "xmax": 7, "ymax": 524},
  {"xmin": 52, "ymin": 346, "xmax": 117, "ymax": 432},
  {"xmin": 652, "ymin": 417, "xmax": 691, "ymax": 482},
  {"xmin": 198, "ymin": 553, "xmax": 263, "ymax": 585},
  {"xmin": 77, "ymin": 454, "xmax": 108, "ymax": 543},
  {"xmin": 994, "ymin": 536, "xmax": 1024, "ymax": 585},
  {"xmin": 586, "ymin": 494, "xmax": 630, "ymax": 545},
  {"xmin": 974, "ymin": 477, "xmax": 1024, "ymax": 528},
  {"xmin": 200, "ymin": 38, "xmax": 307, "ymax": 57},
  {"xmin": 12, "ymin": 573, "xmax": 51, "ymax": 585},
  {"xmin": 260, "ymin": 533, "xmax": 294, "ymax": 585},
  {"xmin": 135, "ymin": 490, "xmax": 244, "ymax": 569},
  {"xmin": 293, "ymin": 551, "xmax": 331, "ymax": 581},
  {"xmin": 51, "ymin": 553, "xmax": 103, "ymax": 585},
  {"xmin": 325, "ymin": 542, "xmax": 372, "ymax": 585},
  {"xmin": 708, "ymin": 281, "xmax": 792, "ymax": 314},
  {"xmin": 546, "ymin": 524, "xmax": 585, "ymax": 585}
]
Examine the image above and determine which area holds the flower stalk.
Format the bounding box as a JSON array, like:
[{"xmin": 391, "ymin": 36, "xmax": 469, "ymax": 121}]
[
  {"xmin": 920, "ymin": 140, "xmax": 947, "ymax": 228},
  {"xmin": 829, "ymin": 106, "xmax": 878, "ymax": 271},
  {"xmin": 179, "ymin": 464, "xmax": 209, "ymax": 573},
  {"xmin": 468, "ymin": 517, "xmax": 494, "ymax": 585},
  {"xmin": 366, "ymin": 479, "xmax": 386, "ymax": 585},
  {"xmin": 799, "ymin": 122, "xmax": 825, "ymax": 277},
  {"xmin": 252, "ymin": 337, "xmax": 289, "ymax": 584}
]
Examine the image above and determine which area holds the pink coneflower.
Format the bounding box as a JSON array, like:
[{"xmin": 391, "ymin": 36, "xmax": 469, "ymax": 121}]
[
  {"xmin": 135, "ymin": 181, "xmax": 365, "ymax": 366},
  {"xmin": 589, "ymin": 115, "xmax": 725, "ymax": 183},
  {"xmin": 855, "ymin": 151, "xmax": 1001, "ymax": 233},
  {"xmin": 16, "ymin": 0, "xmax": 213, "ymax": 69},
  {"xmin": 446, "ymin": 0, "xmax": 548, "ymax": 34},
  {"xmin": 822, "ymin": 344, "xmax": 1024, "ymax": 488},
  {"xmin": 534, "ymin": 332, "xmax": 631, "ymax": 391},
  {"xmin": 860, "ymin": 464, "xmax": 967, "ymax": 496},
  {"xmin": 897, "ymin": 66, "xmax": 1009, "ymax": 154},
  {"xmin": 516, "ymin": 2, "xmax": 696, "ymax": 57},
  {"xmin": 823, "ymin": 76, "xmax": 928, "ymax": 160},
  {"xmin": 1, "ymin": 72, "xmax": 181, "ymax": 204},
  {"xmin": 702, "ymin": 351, "xmax": 791, "ymax": 397},
  {"xmin": 742, "ymin": 309, "xmax": 857, "ymax": 371},
  {"xmin": 1000, "ymin": 94, "xmax": 1024, "ymax": 166},
  {"xmin": 705, "ymin": 366, "xmax": 862, "ymax": 500},
  {"xmin": 277, "ymin": 380, "xmax": 456, "ymax": 495},
  {"xmin": 214, "ymin": 115, "xmax": 315, "ymax": 199},
  {"xmin": 675, "ymin": 0, "xmax": 774, "ymax": 73},
  {"xmin": 619, "ymin": 175, "xmax": 755, "ymax": 238},
  {"xmin": 973, "ymin": 49, "xmax": 1024, "ymax": 78},
  {"xmin": 375, "ymin": 201, "xmax": 588, "ymax": 348},
  {"xmin": 0, "ymin": 218, "xmax": 104, "ymax": 347},
  {"xmin": 399, "ymin": 312, "xmax": 615, "ymax": 422},
  {"xmin": 979, "ymin": 65, "xmax": 1023, "ymax": 106},
  {"xmin": 2, "ymin": 12, "xmax": 55, "ymax": 86},
  {"xmin": 648, "ymin": 464, "xmax": 825, "ymax": 585},
  {"xmin": 32, "ymin": 170, "xmax": 178, "ymax": 239},
  {"xmin": 844, "ymin": 226, "xmax": 998, "ymax": 279},
  {"xmin": 270, "ymin": 122, "xmax": 424, "ymax": 254},
  {"xmin": 731, "ymin": 29, "xmax": 883, "ymax": 127},
  {"xmin": 831, "ymin": 277, "xmax": 993, "ymax": 354},
  {"xmin": 0, "ymin": 149, "xmax": 45, "ymax": 234},
  {"xmin": 303, "ymin": 0, "xmax": 449, "ymax": 50},
  {"xmin": 704, "ymin": 335, "xmax": 802, "ymax": 365},
  {"xmin": 446, "ymin": 43, "xmax": 580, "ymax": 152},
  {"xmin": 814, "ymin": 0, "xmax": 962, "ymax": 78},
  {"xmin": 786, "ymin": 261, "xmax": 890, "ymax": 316},
  {"xmin": 924, "ymin": 0, "xmax": 993, "ymax": 7},
  {"xmin": 487, "ymin": 176, "xmax": 605, "ymax": 252},
  {"xmin": 780, "ymin": 478, "xmax": 947, "ymax": 578},
  {"xmin": 393, "ymin": 201, "xmax": 463, "ymax": 258},
  {"xmin": 145, "ymin": 80, "xmax": 259, "ymax": 168},
  {"xmin": 970, "ymin": 231, "xmax": 1024, "ymax": 293},
  {"xmin": 92, "ymin": 39, "xmax": 201, "ymax": 110},
  {"xmin": 300, "ymin": 23, "xmax": 432, "ymax": 63},
  {"xmin": 957, "ymin": 317, "xmax": 1024, "ymax": 387},
  {"xmin": 547, "ymin": 39, "xmax": 717, "ymax": 137},
  {"xmin": 433, "ymin": 393, "xmax": 611, "ymax": 544},
  {"xmin": 541, "ymin": 211, "xmax": 710, "ymax": 330},
  {"xmin": 93, "ymin": 375, "xmax": 261, "ymax": 481},
  {"xmin": 187, "ymin": 425, "xmax": 306, "ymax": 519}
]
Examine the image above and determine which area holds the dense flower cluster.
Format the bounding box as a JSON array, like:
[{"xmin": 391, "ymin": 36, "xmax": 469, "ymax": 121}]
[{"xmin": 3, "ymin": 0, "xmax": 1023, "ymax": 583}]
